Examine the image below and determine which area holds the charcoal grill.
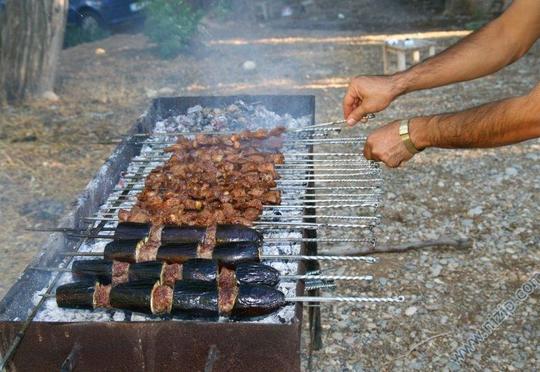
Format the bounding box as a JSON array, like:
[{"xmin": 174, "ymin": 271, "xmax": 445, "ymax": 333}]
[{"xmin": 0, "ymin": 95, "xmax": 384, "ymax": 371}]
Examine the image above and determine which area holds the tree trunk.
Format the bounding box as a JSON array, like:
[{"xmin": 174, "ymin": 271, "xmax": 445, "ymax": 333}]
[{"xmin": 0, "ymin": 0, "xmax": 68, "ymax": 104}]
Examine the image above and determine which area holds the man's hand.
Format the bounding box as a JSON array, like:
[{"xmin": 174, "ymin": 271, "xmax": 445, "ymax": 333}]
[
  {"xmin": 363, "ymin": 121, "xmax": 414, "ymax": 168},
  {"xmin": 343, "ymin": 75, "xmax": 404, "ymax": 126}
]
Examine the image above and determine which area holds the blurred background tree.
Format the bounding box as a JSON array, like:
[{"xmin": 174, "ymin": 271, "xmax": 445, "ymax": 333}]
[
  {"xmin": 0, "ymin": 0, "xmax": 68, "ymax": 104},
  {"xmin": 143, "ymin": 0, "xmax": 204, "ymax": 59}
]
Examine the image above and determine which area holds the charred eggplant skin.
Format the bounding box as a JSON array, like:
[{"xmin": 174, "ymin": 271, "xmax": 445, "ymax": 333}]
[
  {"xmin": 232, "ymin": 284, "xmax": 286, "ymax": 317},
  {"xmin": 56, "ymin": 281, "xmax": 96, "ymax": 310},
  {"xmin": 235, "ymin": 263, "xmax": 280, "ymax": 287},
  {"xmin": 156, "ymin": 243, "xmax": 198, "ymax": 263},
  {"xmin": 113, "ymin": 223, "xmax": 261, "ymax": 244},
  {"xmin": 212, "ymin": 242, "xmax": 260, "ymax": 266},
  {"xmin": 72, "ymin": 260, "xmax": 113, "ymax": 284},
  {"xmin": 109, "ymin": 280, "xmax": 155, "ymax": 313},
  {"xmin": 129, "ymin": 262, "xmax": 163, "ymax": 282},
  {"xmin": 182, "ymin": 259, "xmax": 217, "ymax": 282},
  {"xmin": 104, "ymin": 240, "xmax": 139, "ymax": 263},
  {"xmin": 161, "ymin": 227, "xmax": 206, "ymax": 244},
  {"xmin": 114, "ymin": 223, "xmax": 151, "ymax": 241},
  {"xmin": 171, "ymin": 280, "xmax": 219, "ymax": 316},
  {"xmin": 216, "ymin": 225, "xmax": 262, "ymax": 244}
]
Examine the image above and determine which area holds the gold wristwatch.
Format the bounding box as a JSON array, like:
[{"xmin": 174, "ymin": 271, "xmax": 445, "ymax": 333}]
[{"xmin": 399, "ymin": 119, "xmax": 423, "ymax": 155}]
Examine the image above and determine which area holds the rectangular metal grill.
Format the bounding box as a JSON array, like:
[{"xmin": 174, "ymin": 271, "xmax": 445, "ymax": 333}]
[{"xmin": 0, "ymin": 95, "xmax": 381, "ymax": 371}]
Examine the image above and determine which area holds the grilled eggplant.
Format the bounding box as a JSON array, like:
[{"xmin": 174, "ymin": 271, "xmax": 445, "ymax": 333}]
[
  {"xmin": 113, "ymin": 223, "xmax": 261, "ymax": 244},
  {"xmin": 128, "ymin": 261, "xmax": 163, "ymax": 282},
  {"xmin": 155, "ymin": 241, "xmax": 261, "ymax": 265},
  {"xmin": 56, "ymin": 281, "xmax": 97, "ymax": 310},
  {"xmin": 214, "ymin": 225, "xmax": 262, "ymax": 244},
  {"xmin": 232, "ymin": 284, "xmax": 286, "ymax": 317},
  {"xmin": 71, "ymin": 259, "xmax": 280, "ymax": 288},
  {"xmin": 155, "ymin": 243, "xmax": 198, "ymax": 263},
  {"xmin": 72, "ymin": 260, "xmax": 113, "ymax": 284},
  {"xmin": 171, "ymin": 280, "xmax": 219, "ymax": 317},
  {"xmin": 104, "ymin": 240, "xmax": 145, "ymax": 263},
  {"xmin": 161, "ymin": 226, "xmax": 206, "ymax": 244},
  {"xmin": 56, "ymin": 280, "xmax": 287, "ymax": 318},
  {"xmin": 212, "ymin": 241, "xmax": 260, "ymax": 265},
  {"xmin": 114, "ymin": 223, "xmax": 151, "ymax": 241},
  {"xmin": 235, "ymin": 263, "xmax": 280, "ymax": 287},
  {"xmin": 182, "ymin": 259, "xmax": 218, "ymax": 282},
  {"xmin": 109, "ymin": 280, "xmax": 154, "ymax": 313}
]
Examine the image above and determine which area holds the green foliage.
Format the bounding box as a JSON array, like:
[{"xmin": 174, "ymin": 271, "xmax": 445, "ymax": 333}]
[
  {"xmin": 211, "ymin": 0, "xmax": 234, "ymax": 20},
  {"xmin": 143, "ymin": 0, "xmax": 203, "ymax": 59},
  {"xmin": 63, "ymin": 24, "xmax": 110, "ymax": 49}
]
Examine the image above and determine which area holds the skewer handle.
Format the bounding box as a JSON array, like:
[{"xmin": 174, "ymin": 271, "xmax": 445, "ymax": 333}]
[
  {"xmin": 282, "ymin": 275, "xmax": 373, "ymax": 281},
  {"xmin": 287, "ymin": 295, "xmax": 405, "ymax": 303},
  {"xmin": 262, "ymin": 255, "xmax": 378, "ymax": 263}
]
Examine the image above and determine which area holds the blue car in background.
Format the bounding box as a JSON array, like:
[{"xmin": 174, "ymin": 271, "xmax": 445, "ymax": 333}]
[
  {"xmin": 0, "ymin": 1, "xmax": 144, "ymax": 29},
  {"xmin": 68, "ymin": 0, "xmax": 146, "ymax": 31}
]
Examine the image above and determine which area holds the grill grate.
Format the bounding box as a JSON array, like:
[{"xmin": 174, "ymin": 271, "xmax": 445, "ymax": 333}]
[{"xmin": 33, "ymin": 120, "xmax": 381, "ymax": 323}]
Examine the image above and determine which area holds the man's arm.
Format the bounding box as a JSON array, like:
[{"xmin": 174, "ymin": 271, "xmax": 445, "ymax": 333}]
[
  {"xmin": 344, "ymin": 0, "xmax": 540, "ymax": 125},
  {"xmin": 364, "ymin": 83, "xmax": 540, "ymax": 167},
  {"xmin": 410, "ymin": 84, "xmax": 540, "ymax": 149}
]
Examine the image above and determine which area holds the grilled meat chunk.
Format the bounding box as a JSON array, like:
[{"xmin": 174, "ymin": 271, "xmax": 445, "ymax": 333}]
[{"xmin": 119, "ymin": 128, "xmax": 284, "ymax": 227}]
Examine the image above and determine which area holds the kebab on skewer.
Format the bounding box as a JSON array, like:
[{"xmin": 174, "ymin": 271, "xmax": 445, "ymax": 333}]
[
  {"xmin": 56, "ymin": 262, "xmax": 398, "ymax": 319},
  {"xmin": 56, "ymin": 277, "xmax": 286, "ymax": 318},
  {"xmin": 105, "ymin": 240, "xmax": 262, "ymax": 266},
  {"xmin": 68, "ymin": 239, "xmax": 375, "ymax": 265},
  {"xmin": 112, "ymin": 222, "xmax": 262, "ymax": 244},
  {"xmin": 71, "ymin": 258, "xmax": 281, "ymax": 288}
]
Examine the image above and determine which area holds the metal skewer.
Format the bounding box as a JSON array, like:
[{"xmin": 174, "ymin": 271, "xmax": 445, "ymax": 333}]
[
  {"xmin": 95, "ymin": 214, "xmax": 379, "ymax": 221},
  {"xmin": 27, "ymin": 229, "xmax": 376, "ymax": 244},
  {"xmin": 129, "ymin": 158, "xmax": 372, "ymax": 165},
  {"xmin": 105, "ymin": 113, "xmax": 375, "ymax": 138},
  {"xmin": 114, "ymin": 185, "xmax": 381, "ymax": 192},
  {"xmin": 132, "ymin": 151, "xmax": 366, "ymax": 158},
  {"xmin": 140, "ymin": 139, "xmax": 368, "ymax": 146},
  {"xmin": 57, "ymin": 251, "xmax": 378, "ymax": 263},
  {"xmin": 286, "ymin": 295, "xmax": 405, "ymax": 303},
  {"xmin": 120, "ymin": 172, "xmax": 380, "ymax": 183},
  {"xmin": 40, "ymin": 294, "xmax": 406, "ymax": 305},
  {"xmin": 122, "ymin": 115, "xmax": 374, "ymax": 137},
  {"xmin": 82, "ymin": 217, "xmax": 377, "ymax": 229},
  {"xmin": 109, "ymin": 193, "xmax": 381, "ymax": 201},
  {"xmin": 99, "ymin": 199, "xmax": 380, "ymax": 211},
  {"xmin": 295, "ymin": 114, "xmax": 375, "ymax": 131},
  {"xmin": 280, "ymin": 275, "xmax": 373, "ymax": 281},
  {"xmin": 29, "ymin": 267, "xmax": 373, "ymax": 282}
]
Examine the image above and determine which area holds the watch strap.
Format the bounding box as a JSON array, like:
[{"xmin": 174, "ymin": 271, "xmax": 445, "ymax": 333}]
[{"xmin": 399, "ymin": 119, "xmax": 423, "ymax": 154}]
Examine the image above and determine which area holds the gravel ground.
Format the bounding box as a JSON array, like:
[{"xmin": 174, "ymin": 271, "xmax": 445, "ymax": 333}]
[{"xmin": 0, "ymin": 1, "xmax": 539, "ymax": 370}]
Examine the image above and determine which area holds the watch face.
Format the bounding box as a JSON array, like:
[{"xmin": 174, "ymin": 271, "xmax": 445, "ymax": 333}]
[{"xmin": 399, "ymin": 120, "xmax": 409, "ymax": 136}]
